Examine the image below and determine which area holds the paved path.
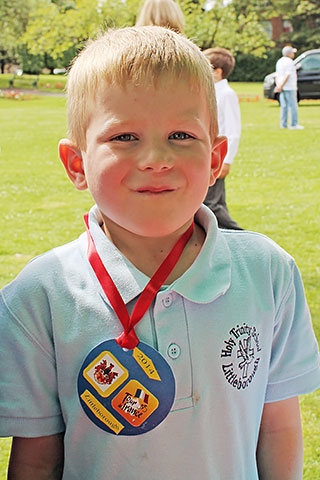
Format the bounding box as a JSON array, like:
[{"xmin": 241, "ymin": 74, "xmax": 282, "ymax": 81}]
[{"xmin": 2, "ymin": 87, "xmax": 65, "ymax": 96}]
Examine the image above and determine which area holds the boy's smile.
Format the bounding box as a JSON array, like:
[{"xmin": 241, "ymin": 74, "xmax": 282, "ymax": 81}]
[{"xmin": 61, "ymin": 75, "xmax": 226, "ymax": 242}]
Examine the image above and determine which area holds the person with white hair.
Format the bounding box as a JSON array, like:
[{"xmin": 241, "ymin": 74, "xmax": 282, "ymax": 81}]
[{"xmin": 274, "ymin": 45, "xmax": 304, "ymax": 130}]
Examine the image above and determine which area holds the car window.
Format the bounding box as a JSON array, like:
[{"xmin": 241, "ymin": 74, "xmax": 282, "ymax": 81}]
[{"xmin": 299, "ymin": 53, "xmax": 320, "ymax": 72}]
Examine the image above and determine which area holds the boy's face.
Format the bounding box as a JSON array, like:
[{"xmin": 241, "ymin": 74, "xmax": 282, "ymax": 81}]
[{"xmin": 60, "ymin": 76, "xmax": 226, "ymax": 238}]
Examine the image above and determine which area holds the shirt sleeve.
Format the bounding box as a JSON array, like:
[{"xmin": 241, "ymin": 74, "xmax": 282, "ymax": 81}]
[
  {"xmin": 265, "ymin": 262, "xmax": 320, "ymax": 402},
  {"xmin": 0, "ymin": 278, "xmax": 65, "ymax": 437}
]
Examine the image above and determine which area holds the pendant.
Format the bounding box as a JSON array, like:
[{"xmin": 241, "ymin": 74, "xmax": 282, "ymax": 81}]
[{"xmin": 77, "ymin": 339, "xmax": 175, "ymax": 435}]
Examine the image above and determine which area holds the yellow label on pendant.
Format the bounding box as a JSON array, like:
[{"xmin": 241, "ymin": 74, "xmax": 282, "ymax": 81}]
[
  {"xmin": 133, "ymin": 346, "xmax": 161, "ymax": 381},
  {"xmin": 81, "ymin": 390, "xmax": 124, "ymax": 434}
]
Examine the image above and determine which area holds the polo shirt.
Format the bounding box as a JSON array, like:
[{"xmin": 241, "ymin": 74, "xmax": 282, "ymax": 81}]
[
  {"xmin": 276, "ymin": 56, "xmax": 298, "ymax": 91},
  {"xmin": 0, "ymin": 205, "xmax": 319, "ymax": 479}
]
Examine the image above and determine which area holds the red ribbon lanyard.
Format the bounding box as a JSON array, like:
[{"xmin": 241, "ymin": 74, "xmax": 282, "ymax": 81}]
[{"xmin": 84, "ymin": 214, "xmax": 194, "ymax": 349}]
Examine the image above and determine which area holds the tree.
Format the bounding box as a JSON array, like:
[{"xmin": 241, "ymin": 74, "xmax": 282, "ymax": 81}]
[
  {"xmin": 256, "ymin": 0, "xmax": 320, "ymax": 50},
  {"xmin": 288, "ymin": 0, "xmax": 320, "ymax": 50},
  {"xmin": 22, "ymin": 0, "xmax": 101, "ymax": 63},
  {"xmin": 99, "ymin": 0, "xmax": 142, "ymax": 28},
  {"xmin": 0, "ymin": 0, "xmax": 32, "ymax": 72},
  {"xmin": 4, "ymin": 0, "xmax": 318, "ymax": 75},
  {"xmin": 180, "ymin": 0, "xmax": 274, "ymax": 55}
]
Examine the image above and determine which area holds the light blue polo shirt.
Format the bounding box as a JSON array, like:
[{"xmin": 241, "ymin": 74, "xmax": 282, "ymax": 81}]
[{"xmin": 0, "ymin": 205, "xmax": 319, "ymax": 479}]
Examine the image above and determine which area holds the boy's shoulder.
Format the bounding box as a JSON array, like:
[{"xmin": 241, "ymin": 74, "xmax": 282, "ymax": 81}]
[
  {"xmin": 198, "ymin": 206, "xmax": 294, "ymax": 264},
  {"xmin": 1, "ymin": 236, "xmax": 85, "ymax": 297},
  {"xmin": 216, "ymin": 228, "xmax": 298, "ymax": 301},
  {"xmin": 220, "ymin": 227, "xmax": 294, "ymax": 268},
  {"xmin": 31, "ymin": 236, "xmax": 83, "ymax": 271},
  {"xmin": 0, "ymin": 237, "xmax": 86, "ymax": 335}
]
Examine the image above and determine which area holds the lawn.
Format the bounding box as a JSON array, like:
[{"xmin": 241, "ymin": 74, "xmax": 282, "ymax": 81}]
[{"xmin": 0, "ymin": 81, "xmax": 319, "ymax": 478}]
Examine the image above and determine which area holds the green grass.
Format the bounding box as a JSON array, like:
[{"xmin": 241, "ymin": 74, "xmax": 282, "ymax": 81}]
[
  {"xmin": 0, "ymin": 95, "xmax": 93, "ymax": 285},
  {"xmin": 0, "ymin": 81, "xmax": 319, "ymax": 478}
]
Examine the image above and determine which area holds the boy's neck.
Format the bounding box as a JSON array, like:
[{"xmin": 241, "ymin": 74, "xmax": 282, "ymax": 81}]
[
  {"xmin": 102, "ymin": 219, "xmax": 205, "ymax": 282},
  {"xmin": 213, "ymin": 68, "xmax": 223, "ymax": 83}
]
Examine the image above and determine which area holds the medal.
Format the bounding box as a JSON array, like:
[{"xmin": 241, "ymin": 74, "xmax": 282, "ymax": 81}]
[
  {"xmin": 78, "ymin": 339, "xmax": 176, "ymax": 435},
  {"xmin": 78, "ymin": 214, "xmax": 193, "ymax": 435}
]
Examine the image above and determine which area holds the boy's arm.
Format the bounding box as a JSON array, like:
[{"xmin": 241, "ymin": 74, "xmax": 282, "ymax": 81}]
[
  {"xmin": 8, "ymin": 433, "xmax": 64, "ymax": 480},
  {"xmin": 256, "ymin": 397, "xmax": 303, "ymax": 480}
]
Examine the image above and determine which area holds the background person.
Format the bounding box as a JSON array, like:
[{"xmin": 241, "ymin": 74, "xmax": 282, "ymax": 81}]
[
  {"xmin": 203, "ymin": 47, "xmax": 243, "ymax": 230},
  {"xmin": 135, "ymin": 0, "xmax": 185, "ymax": 33},
  {"xmin": 274, "ymin": 45, "xmax": 304, "ymax": 130}
]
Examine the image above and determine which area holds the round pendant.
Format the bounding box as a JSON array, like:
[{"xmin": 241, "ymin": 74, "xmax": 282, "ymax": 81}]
[{"xmin": 77, "ymin": 339, "xmax": 175, "ymax": 435}]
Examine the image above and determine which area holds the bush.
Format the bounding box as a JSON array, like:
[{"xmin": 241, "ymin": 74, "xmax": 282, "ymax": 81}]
[
  {"xmin": 17, "ymin": 46, "xmax": 43, "ymax": 75},
  {"xmin": 230, "ymin": 49, "xmax": 282, "ymax": 82}
]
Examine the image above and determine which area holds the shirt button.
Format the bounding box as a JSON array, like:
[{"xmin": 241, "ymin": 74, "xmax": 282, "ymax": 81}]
[
  {"xmin": 162, "ymin": 294, "xmax": 173, "ymax": 307},
  {"xmin": 167, "ymin": 343, "xmax": 181, "ymax": 359}
]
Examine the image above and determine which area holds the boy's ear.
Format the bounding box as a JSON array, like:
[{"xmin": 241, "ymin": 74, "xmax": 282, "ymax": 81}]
[
  {"xmin": 58, "ymin": 139, "xmax": 88, "ymax": 191},
  {"xmin": 209, "ymin": 136, "xmax": 228, "ymax": 186}
]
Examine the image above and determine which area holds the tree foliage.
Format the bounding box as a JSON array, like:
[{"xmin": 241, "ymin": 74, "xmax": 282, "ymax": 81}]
[
  {"xmin": 0, "ymin": 0, "xmax": 32, "ymax": 71},
  {"xmin": 99, "ymin": 0, "xmax": 142, "ymax": 28},
  {"xmin": 288, "ymin": 0, "xmax": 320, "ymax": 50},
  {"xmin": 0, "ymin": 0, "xmax": 318, "ymax": 75},
  {"xmin": 180, "ymin": 0, "xmax": 274, "ymax": 54},
  {"xmin": 22, "ymin": 0, "xmax": 101, "ymax": 60}
]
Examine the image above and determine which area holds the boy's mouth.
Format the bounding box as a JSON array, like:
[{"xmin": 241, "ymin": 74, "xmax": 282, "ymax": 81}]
[{"xmin": 136, "ymin": 186, "xmax": 176, "ymax": 194}]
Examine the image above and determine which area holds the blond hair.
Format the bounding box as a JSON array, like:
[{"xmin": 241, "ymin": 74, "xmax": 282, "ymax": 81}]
[
  {"xmin": 135, "ymin": 0, "xmax": 185, "ymax": 33},
  {"xmin": 66, "ymin": 26, "xmax": 217, "ymax": 150}
]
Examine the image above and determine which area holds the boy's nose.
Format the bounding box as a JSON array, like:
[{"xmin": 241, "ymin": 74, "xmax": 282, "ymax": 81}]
[{"xmin": 138, "ymin": 145, "xmax": 173, "ymax": 172}]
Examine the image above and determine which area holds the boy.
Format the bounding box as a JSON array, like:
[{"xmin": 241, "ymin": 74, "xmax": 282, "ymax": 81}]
[
  {"xmin": 203, "ymin": 47, "xmax": 242, "ymax": 229},
  {"xmin": 0, "ymin": 27, "xmax": 319, "ymax": 479}
]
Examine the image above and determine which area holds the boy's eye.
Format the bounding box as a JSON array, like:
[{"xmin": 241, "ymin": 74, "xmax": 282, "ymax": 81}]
[
  {"xmin": 111, "ymin": 133, "xmax": 137, "ymax": 142},
  {"xmin": 169, "ymin": 132, "xmax": 192, "ymax": 140}
]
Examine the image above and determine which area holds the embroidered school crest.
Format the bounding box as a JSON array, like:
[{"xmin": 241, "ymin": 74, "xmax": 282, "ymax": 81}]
[{"xmin": 221, "ymin": 323, "xmax": 262, "ymax": 390}]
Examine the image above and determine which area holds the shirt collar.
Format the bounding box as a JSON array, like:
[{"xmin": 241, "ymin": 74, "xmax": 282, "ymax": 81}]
[
  {"xmin": 81, "ymin": 205, "xmax": 231, "ymax": 305},
  {"xmin": 214, "ymin": 78, "xmax": 228, "ymax": 92}
]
